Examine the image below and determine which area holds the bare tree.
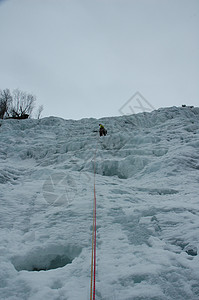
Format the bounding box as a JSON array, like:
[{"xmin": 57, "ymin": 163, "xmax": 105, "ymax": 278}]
[
  {"xmin": 0, "ymin": 89, "xmax": 12, "ymax": 119},
  {"xmin": 0, "ymin": 88, "xmax": 42, "ymax": 119},
  {"xmin": 36, "ymin": 105, "xmax": 44, "ymax": 119},
  {"xmin": 10, "ymin": 89, "xmax": 36, "ymax": 119}
]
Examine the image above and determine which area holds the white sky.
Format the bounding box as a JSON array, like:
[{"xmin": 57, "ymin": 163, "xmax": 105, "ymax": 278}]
[{"xmin": 0, "ymin": 0, "xmax": 198, "ymax": 119}]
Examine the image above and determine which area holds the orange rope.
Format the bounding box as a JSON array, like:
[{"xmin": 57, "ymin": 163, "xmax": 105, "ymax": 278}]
[
  {"xmin": 90, "ymin": 137, "xmax": 98, "ymax": 300},
  {"xmin": 93, "ymin": 180, "xmax": 97, "ymax": 300},
  {"xmin": 90, "ymin": 192, "xmax": 95, "ymax": 299}
]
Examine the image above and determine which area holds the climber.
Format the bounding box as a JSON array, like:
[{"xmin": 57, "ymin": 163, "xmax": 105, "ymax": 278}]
[{"xmin": 99, "ymin": 124, "xmax": 107, "ymax": 137}]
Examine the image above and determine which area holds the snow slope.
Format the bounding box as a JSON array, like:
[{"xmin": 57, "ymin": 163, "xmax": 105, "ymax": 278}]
[{"xmin": 0, "ymin": 106, "xmax": 199, "ymax": 300}]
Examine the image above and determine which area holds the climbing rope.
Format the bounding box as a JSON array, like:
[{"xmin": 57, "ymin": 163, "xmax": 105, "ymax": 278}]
[{"xmin": 90, "ymin": 136, "xmax": 99, "ymax": 300}]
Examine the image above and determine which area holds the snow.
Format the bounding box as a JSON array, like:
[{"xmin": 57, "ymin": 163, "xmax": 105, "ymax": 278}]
[{"xmin": 0, "ymin": 106, "xmax": 199, "ymax": 299}]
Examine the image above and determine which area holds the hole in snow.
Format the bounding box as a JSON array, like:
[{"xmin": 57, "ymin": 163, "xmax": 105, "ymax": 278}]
[
  {"xmin": 11, "ymin": 244, "xmax": 82, "ymax": 271},
  {"xmin": 184, "ymin": 244, "xmax": 197, "ymax": 256}
]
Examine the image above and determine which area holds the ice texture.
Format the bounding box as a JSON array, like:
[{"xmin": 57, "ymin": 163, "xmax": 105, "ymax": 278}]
[{"xmin": 0, "ymin": 106, "xmax": 199, "ymax": 299}]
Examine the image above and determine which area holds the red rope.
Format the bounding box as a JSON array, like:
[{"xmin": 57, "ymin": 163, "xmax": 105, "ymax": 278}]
[
  {"xmin": 90, "ymin": 138, "xmax": 98, "ymax": 300},
  {"xmin": 93, "ymin": 183, "xmax": 97, "ymax": 300},
  {"xmin": 90, "ymin": 196, "xmax": 95, "ymax": 300}
]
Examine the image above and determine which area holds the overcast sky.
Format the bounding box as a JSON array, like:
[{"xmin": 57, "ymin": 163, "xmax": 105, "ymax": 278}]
[{"xmin": 0, "ymin": 0, "xmax": 198, "ymax": 120}]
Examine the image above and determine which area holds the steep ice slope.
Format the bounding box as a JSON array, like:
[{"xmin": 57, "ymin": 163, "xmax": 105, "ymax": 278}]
[{"xmin": 0, "ymin": 106, "xmax": 199, "ymax": 300}]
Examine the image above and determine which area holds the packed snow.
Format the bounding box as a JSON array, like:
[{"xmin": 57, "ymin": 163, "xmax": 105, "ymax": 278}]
[{"xmin": 0, "ymin": 106, "xmax": 199, "ymax": 300}]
